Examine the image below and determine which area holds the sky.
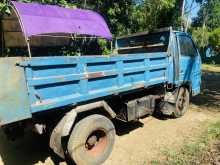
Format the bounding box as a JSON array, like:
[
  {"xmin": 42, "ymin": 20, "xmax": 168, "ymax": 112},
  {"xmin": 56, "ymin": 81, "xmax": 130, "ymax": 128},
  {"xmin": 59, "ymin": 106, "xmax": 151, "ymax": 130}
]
[{"xmin": 189, "ymin": 0, "xmax": 201, "ymax": 19}]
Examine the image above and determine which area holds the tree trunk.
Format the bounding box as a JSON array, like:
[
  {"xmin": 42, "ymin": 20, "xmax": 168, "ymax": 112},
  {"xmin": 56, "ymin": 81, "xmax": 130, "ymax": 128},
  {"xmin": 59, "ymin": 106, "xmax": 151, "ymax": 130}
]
[
  {"xmin": 180, "ymin": 0, "xmax": 185, "ymax": 18},
  {"xmin": 185, "ymin": 0, "xmax": 195, "ymax": 32}
]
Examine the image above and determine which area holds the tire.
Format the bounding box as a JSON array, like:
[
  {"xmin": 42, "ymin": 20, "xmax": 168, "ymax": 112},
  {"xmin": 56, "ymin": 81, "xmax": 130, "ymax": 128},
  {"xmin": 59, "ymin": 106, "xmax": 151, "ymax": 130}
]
[
  {"xmin": 172, "ymin": 87, "xmax": 190, "ymax": 118},
  {"xmin": 67, "ymin": 114, "xmax": 115, "ymax": 165}
]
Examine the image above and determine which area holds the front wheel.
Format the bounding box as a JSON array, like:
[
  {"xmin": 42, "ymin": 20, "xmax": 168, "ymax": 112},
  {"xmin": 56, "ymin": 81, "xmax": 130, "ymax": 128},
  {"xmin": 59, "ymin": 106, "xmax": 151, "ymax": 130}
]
[
  {"xmin": 159, "ymin": 87, "xmax": 190, "ymax": 118},
  {"xmin": 172, "ymin": 87, "xmax": 190, "ymax": 118},
  {"xmin": 67, "ymin": 114, "xmax": 115, "ymax": 165}
]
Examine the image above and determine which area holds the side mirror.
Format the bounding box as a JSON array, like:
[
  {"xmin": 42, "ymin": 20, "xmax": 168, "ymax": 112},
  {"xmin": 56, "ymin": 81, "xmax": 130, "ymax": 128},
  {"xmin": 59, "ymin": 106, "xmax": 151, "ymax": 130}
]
[{"xmin": 205, "ymin": 47, "xmax": 213, "ymax": 58}]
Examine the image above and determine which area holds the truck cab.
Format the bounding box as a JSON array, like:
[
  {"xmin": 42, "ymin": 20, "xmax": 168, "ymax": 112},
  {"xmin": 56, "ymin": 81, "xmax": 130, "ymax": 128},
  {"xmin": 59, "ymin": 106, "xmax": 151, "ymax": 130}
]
[
  {"xmin": 175, "ymin": 31, "xmax": 201, "ymax": 96},
  {"xmin": 115, "ymin": 29, "xmax": 201, "ymax": 97}
]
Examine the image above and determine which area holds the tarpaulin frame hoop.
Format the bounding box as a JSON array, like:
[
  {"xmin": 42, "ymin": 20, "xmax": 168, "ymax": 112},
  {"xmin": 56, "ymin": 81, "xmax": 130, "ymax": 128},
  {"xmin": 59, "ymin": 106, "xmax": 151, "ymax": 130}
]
[{"xmin": 9, "ymin": 3, "xmax": 32, "ymax": 58}]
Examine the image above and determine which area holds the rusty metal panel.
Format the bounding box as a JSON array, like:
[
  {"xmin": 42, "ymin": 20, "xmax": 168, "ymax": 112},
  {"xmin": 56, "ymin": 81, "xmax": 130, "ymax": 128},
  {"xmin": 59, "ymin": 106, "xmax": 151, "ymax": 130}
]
[{"xmin": 0, "ymin": 57, "xmax": 31, "ymax": 125}]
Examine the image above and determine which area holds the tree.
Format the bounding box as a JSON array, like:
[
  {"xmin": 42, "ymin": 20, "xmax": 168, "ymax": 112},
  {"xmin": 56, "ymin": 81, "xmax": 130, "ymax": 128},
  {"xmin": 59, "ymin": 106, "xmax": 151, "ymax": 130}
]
[
  {"xmin": 209, "ymin": 28, "xmax": 220, "ymax": 54},
  {"xmin": 0, "ymin": 0, "xmax": 180, "ymax": 36},
  {"xmin": 0, "ymin": 0, "xmax": 76, "ymax": 15},
  {"xmin": 167, "ymin": 0, "xmax": 191, "ymax": 29},
  {"xmin": 192, "ymin": 26, "xmax": 209, "ymax": 49},
  {"xmin": 129, "ymin": 0, "xmax": 176, "ymax": 33},
  {"xmin": 0, "ymin": 0, "xmax": 10, "ymax": 15},
  {"xmin": 193, "ymin": 0, "xmax": 220, "ymax": 30},
  {"xmin": 71, "ymin": 0, "xmax": 177, "ymax": 35},
  {"xmin": 0, "ymin": 0, "xmax": 186, "ymax": 56},
  {"xmin": 192, "ymin": 0, "xmax": 220, "ymax": 60}
]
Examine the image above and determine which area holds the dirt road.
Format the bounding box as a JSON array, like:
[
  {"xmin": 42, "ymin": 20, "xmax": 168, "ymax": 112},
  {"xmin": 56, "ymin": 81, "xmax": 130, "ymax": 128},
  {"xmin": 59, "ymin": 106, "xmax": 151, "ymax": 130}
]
[{"xmin": 0, "ymin": 72, "xmax": 219, "ymax": 165}]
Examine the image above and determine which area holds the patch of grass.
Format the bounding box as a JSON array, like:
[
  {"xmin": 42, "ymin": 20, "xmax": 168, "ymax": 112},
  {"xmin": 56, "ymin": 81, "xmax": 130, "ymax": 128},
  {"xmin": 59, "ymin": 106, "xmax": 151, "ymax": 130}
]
[
  {"xmin": 202, "ymin": 64, "xmax": 220, "ymax": 73},
  {"xmin": 151, "ymin": 160, "xmax": 160, "ymax": 165},
  {"xmin": 152, "ymin": 120, "xmax": 220, "ymax": 165}
]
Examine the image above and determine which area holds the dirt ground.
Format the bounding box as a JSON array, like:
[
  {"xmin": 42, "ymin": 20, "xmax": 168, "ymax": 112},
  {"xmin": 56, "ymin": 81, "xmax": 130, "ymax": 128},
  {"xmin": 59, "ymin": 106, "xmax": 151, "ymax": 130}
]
[{"xmin": 0, "ymin": 71, "xmax": 220, "ymax": 165}]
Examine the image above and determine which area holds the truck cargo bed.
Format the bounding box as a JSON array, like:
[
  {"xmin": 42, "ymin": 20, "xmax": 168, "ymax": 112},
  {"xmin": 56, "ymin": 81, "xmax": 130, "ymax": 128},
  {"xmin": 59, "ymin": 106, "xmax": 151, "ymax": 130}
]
[
  {"xmin": 21, "ymin": 53, "xmax": 169, "ymax": 113},
  {"xmin": 0, "ymin": 53, "xmax": 170, "ymax": 125}
]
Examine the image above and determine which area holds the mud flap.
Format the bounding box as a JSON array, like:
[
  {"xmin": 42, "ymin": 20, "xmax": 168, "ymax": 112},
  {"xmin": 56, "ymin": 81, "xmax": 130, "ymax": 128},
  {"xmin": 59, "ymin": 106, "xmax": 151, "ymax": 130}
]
[
  {"xmin": 50, "ymin": 110, "xmax": 77, "ymax": 158},
  {"xmin": 160, "ymin": 90, "xmax": 178, "ymax": 115}
]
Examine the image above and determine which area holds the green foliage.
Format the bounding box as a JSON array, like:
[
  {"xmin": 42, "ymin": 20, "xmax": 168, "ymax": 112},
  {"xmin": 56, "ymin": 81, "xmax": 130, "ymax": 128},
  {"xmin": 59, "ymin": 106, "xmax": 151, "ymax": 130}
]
[
  {"xmin": 209, "ymin": 28, "xmax": 220, "ymax": 53},
  {"xmin": 192, "ymin": 26, "xmax": 209, "ymax": 49},
  {"xmin": 73, "ymin": 0, "xmax": 177, "ymax": 35},
  {"xmin": 130, "ymin": 0, "xmax": 176, "ymax": 32},
  {"xmin": 86, "ymin": 0, "xmax": 134, "ymax": 36},
  {"xmin": 98, "ymin": 39, "xmax": 112, "ymax": 55},
  {"xmin": 0, "ymin": 0, "xmax": 76, "ymax": 15},
  {"xmin": 0, "ymin": 0, "xmax": 179, "ymax": 36},
  {"xmin": 0, "ymin": 0, "xmax": 183, "ymax": 55},
  {"xmin": 193, "ymin": 0, "xmax": 220, "ymax": 30},
  {"xmin": 0, "ymin": 0, "xmax": 10, "ymax": 15},
  {"xmin": 192, "ymin": 0, "xmax": 220, "ymax": 62},
  {"xmin": 18, "ymin": 0, "xmax": 76, "ymax": 8}
]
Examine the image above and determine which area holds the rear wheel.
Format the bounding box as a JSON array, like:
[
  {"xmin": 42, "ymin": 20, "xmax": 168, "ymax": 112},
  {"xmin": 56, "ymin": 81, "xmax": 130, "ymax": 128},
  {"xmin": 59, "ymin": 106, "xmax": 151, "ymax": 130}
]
[{"xmin": 67, "ymin": 114, "xmax": 115, "ymax": 165}]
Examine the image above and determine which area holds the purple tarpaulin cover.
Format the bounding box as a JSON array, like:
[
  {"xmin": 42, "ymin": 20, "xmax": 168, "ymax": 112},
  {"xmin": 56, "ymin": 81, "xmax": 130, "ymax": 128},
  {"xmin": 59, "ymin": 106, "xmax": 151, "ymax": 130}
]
[{"xmin": 11, "ymin": 1, "xmax": 112, "ymax": 39}]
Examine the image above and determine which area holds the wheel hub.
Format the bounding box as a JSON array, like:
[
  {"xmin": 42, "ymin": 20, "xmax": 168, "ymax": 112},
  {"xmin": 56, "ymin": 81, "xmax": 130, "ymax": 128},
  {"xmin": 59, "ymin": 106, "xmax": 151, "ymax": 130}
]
[
  {"xmin": 178, "ymin": 90, "xmax": 187, "ymax": 111},
  {"xmin": 85, "ymin": 130, "xmax": 108, "ymax": 157},
  {"xmin": 86, "ymin": 135, "xmax": 98, "ymax": 149}
]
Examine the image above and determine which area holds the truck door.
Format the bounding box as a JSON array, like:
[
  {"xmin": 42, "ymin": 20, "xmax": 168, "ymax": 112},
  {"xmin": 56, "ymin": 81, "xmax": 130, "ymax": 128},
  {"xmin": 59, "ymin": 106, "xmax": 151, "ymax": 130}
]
[{"xmin": 177, "ymin": 34, "xmax": 201, "ymax": 96}]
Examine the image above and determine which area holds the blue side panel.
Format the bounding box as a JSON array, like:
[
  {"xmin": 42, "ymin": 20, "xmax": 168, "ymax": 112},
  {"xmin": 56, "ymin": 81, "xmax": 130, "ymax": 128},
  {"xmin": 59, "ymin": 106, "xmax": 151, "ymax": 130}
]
[
  {"xmin": 20, "ymin": 53, "xmax": 170, "ymax": 113},
  {"xmin": 0, "ymin": 58, "xmax": 31, "ymax": 125},
  {"xmin": 179, "ymin": 55, "xmax": 201, "ymax": 95},
  {"xmin": 179, "ymin": 56, "xmax": 194, "ymax": 81},
  {"xmin": 191, "ymin": 54, "xmax": 202, "ymax": 95}
]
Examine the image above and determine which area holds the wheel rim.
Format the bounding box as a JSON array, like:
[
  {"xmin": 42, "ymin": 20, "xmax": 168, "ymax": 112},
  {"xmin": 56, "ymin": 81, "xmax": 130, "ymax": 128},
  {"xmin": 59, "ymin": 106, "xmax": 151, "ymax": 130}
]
[{"xmin": 85, "ymin": 130, "xmax": 108, "ymax": 157}]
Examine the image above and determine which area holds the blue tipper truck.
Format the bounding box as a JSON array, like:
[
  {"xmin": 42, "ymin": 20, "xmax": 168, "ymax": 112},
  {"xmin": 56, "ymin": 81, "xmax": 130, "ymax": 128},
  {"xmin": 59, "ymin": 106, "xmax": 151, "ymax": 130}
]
[{"xmin": 0, "ymin": 2, "xmax": 201, "ymax": 165}]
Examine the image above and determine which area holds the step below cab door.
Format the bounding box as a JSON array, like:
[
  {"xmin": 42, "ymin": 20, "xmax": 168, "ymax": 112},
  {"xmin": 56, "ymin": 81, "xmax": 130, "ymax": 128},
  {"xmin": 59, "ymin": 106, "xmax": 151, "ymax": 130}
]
[{"xmin": 177, "ymin": 33, "xmax": 201, "ymax": 96}]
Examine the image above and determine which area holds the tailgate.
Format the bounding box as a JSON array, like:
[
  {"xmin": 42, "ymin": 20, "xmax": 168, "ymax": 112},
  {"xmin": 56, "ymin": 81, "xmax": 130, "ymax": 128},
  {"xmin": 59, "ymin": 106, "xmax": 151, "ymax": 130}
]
[{"xmin": 0, "ymin": 57, "xmax": 31, "ymax": 126}]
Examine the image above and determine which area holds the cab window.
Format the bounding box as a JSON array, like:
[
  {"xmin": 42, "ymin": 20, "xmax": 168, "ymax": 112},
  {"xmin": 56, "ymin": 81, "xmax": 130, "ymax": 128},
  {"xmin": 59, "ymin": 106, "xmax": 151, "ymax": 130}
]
[{"xmin": 178, "ymin": 35, "xmax": 197, "ymax": 57}]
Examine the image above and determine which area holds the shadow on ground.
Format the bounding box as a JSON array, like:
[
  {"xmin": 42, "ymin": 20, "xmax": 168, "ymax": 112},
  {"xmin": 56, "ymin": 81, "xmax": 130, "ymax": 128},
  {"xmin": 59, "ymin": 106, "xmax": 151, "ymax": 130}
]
[
  {"xmin": 113, "ymin": 119, "xmax": 144, "ymax": 136},
  {"xmin": 192, "ymin": 71, "xmax": 220, "ymax": 110},
  {"xmin": 0, "ymin": 121, "xmax": 145, "ymax": 165},
  {"xmin": 0, "ymin": 131, "xmax": 62, "ymax": 165}
]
